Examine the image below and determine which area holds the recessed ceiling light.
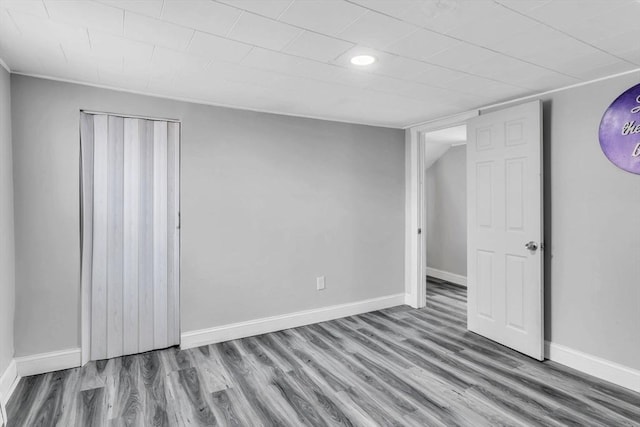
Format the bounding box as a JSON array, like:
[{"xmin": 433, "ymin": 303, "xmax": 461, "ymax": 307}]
[{"xmin": 350, "ymin": 55, "xmax": 376, "ymax": 66}]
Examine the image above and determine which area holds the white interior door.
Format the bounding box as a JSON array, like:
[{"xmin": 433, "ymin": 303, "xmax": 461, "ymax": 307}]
[
  {"xmin": 81, "ymin": 113, "xmax": 180, "ymax": 361},
  {"xmin": 466, "ymin": 100, "xmax": 544, "ymax": 360}
]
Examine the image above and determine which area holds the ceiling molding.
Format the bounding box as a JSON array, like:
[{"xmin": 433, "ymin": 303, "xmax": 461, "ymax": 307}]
[
  {"xmin": 0, "ymin": 56, "xmax": 10, "ymax": 74},
  {"xmin": 404, "ymin": 66, "xmax": 640, "ymax": 129},
  {"xmin": 11, "ymin": 72, "xmax": 403, "ymax": 130},
  {"xmin": 406, "ymin": 110, "xmax": 478, "ymax": 132}
]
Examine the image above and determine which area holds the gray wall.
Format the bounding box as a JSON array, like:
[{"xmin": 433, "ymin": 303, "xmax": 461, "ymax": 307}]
[
  {"xmin": 483, "ymin": 72, "xmax": 640, "ymax": 370},
  {"xmin": 425, "ymin": 145, "xmax": 467, "ymax": 276},
  {"xmin": 541, "ymin": 72, "xmax": 640, "ymax": 370},
  {"xmin": 10, "ymin": 75, "xmax": 405, "ymax": 357},
  {"xmin": 0, "ymin": 66, "xmax": 15, "ymax": 375}
]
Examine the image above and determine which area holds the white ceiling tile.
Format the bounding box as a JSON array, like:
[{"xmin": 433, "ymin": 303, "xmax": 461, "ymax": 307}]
[
  {"xmin": 95, "ymin": 0, "xmax": 164, "ymax": 18},
  {"xmin": 44, "ymin": 0, "xmax": 124, "ymax": 35},
  {"xmin": 552, "ymin": 2, "xmax": 640, "ymax": 47},
  {"xmin": 395, "ymin": 0, "xmax": 479, "ymax": 34},
  {"xmin": 374, "ymin": 56, "xmax": 435, "ymax": 81},
  {"xmin": 492, "ymin": 24, "xmax": 565, "ymax": 58},
  {"xmin": 187, "ymin": 31, "xmax": 253, "ymax": 63},
  {"xmin": 413, "ymin": 65, "xmax": 469, "ymax": 87},
  {"xmin": 555, "ymin": 53, "xmax": 633, "ymax": 80},
  {"xmin": 347, "ymin": 0, "xmax": 418, "ymax": 18},
  {"xmin": 493, "ymin": 0, "xmax": 552, "ymax": 14},
  {"xmin": 391, "ymin": 2, "xmax": 460, "ymax": 32},
  {"xmin": 510, "ymin": 71, "xmax": 579, "ymax": 92},
  {"xmin": 89, "ymin": 30, "xmax": 154, "ymax": 62},
  {"xmin": 524, "ymin": 0, "xmax": 629, "ymax": 31},
  {"xmin": 465, "ymin": 53, "xmax": 542, "ymax": 84},
  {"xmin": 0, "ymin": 44, "xmax": 44, "ymax": 73},
  {"xmin": 161, "ymin": 0, "xmax": 241, "ymax": 37},
  {"xmin": 216, "ymin": 0, "xmax": 293, "ymax": 19},
  {"xmin": 592, "ymin": 30, "xmax": 640, "ymax": 65},
  {"xmin": 278, "ymin": 0, "xmax": 366, "ymax": 35},
  {"xmin": 0, "ymin": 9, "xmax": 20, "ymax": 51},
  {"xmin": 282, "ymin": 31, "xmax": 353, "ymax": 62},
  {"xmin": 99, "ymin": 67, "xmax": 149, "ymax": 89},
  {"xmin": 438, "ymin": 74, "xmax": 522, "ymax": 100},
  {"xmin": 575, "ymin": 61, "xmax": 636, "ymax": 81},
  {"xmin": 498, "ymin": 31, "xmax": 617, "ymax": 78},
  {"xmin": 242, "ymin": 47, "xmax": 374, "ymax": 88},
  {"xmin": 204, "ymin": 61, "xmax": 285, "ymax": 89},
  {"xmin": 124, "ymin": 11, "xmax": 194, "ymax": 50},
  {"xmin": 228, "ymin": 12, "xmax": 302, "ymax": 51},
  {"xmin": 427, "ymin": 43, "xmax": 496, "ymax": 72},
  {"xmin": 365, "ymin": 75, "xmax": 437, "ymax": 101},
  {"xmin": 385, "ymin": 29, "xmax": 458, "ymax": 61},
  {"xmin": 41, "ymin": 56, "xmax": 101, "ymax": 82},
  {"xmin": 0, "ymin": 0, "xmax": 48, "ymax": 18},
  {"xmin": 444, "ymin": 3, "xmax": 538, "ymax": 47},
  {"xmin": 149, "ymin": 46, "xmax": 210, "ymax": 74},
  {"xmin": 10, "ymin": 10, "xmax": 90, "ymax": 53},
  {"xmin": 241, "ymin": 47, "xmax": 305, "ymax": 73},
  {"xmin": 338, "ymin": 10, "xmax": 416, "ymax": 48},
  {"xmin": 147, "ymin": 70, "xmax": 176, "ymax": 93}
]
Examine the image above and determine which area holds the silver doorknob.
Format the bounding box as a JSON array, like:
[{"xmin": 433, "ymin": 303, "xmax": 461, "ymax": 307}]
[{"xmin": 525, "ymin": 241, "xmax": 538, "ymax": 251}]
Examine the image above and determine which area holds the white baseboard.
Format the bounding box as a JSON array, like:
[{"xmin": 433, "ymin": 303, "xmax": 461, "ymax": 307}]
[
  {"xmin": 426, "ymin": 267, "xmax": 467, "ymax": 287},
  {"xmin": 15, "ymin": 348, "xmax": 81, "ymax": 378},
  {"xmin": 545, "ymin": 341, "xmax": 640, "ymax": 393},
  {"xmin": 181, "ymin": 293, "xmax": 406, "ymax": 350},
  {"xmin": 0, "ymin": 359, "xmax": 18, "ymax": 423}
]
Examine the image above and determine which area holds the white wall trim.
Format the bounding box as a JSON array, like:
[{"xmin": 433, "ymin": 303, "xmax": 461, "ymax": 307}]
[
  {"xmin": 426, "ymin": 267, "xmax": 467, "ymax": 287},
  {"xmin": 0, "ymin": 360, "xmax": 18, "ymax": 416},
  {"xmin": 181, "ymin": 293, "xmax": 405, "ymax": 350},
  {"xmin": 0, "ymin": 56, "xmax": 9, "ymax": 74},
  {"xmin": 403, "ymin": 293, "xmax": 414, "ymax": 306},
  {"xmin": 14, "ymin": 349, "xmax": 81, "ymax": 378},
  {"xmin": 405, "ymin": 111, "xmax": 478, "ymax": 310},
  {"xmin": 545, "ymin": 341, "xmax": 640, "ymax": 393},
  {"xmin": 11, "ymin": 72, "xmax": 399, "ymax": 130}
]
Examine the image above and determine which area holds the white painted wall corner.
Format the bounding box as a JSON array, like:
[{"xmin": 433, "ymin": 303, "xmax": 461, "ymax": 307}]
[
  {"xmin": 181, "ymin": 293, "xmax": 406, "ymax": 349},
  {"xmin": 426, "ymin": 267, "xmax": 467, "ymax": 287},
  {"xmin": 545, "ymin": 341, "xmax": 640, "ymax": 393}
]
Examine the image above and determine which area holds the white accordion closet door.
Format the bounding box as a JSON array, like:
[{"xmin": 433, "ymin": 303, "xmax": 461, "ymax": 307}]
[{"xmin": 81, "ymin": 113, "xmax": 180, "ymax": 361}]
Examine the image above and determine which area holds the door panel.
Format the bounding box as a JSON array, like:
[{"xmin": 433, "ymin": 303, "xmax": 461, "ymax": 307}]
[
  {"xmin": 467, "ymin": 100, "xmax": 543, "ymax": 360},
  {"xmin": 81, "ymin": 113, "xmax": 180, "ymax": 361}
]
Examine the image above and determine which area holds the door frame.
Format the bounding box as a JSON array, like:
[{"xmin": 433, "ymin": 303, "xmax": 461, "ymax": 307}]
[
  {"xmin": 80, "ymin": 110, "xmax": 182, "ymax": 365},
  {"xmin": 405, "ymin": 111, "xmax": 478, "ymax": 309}
]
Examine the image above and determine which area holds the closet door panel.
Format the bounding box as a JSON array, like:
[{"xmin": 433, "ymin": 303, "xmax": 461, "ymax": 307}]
[
  {"xmin": 138, "ymin": 119, "xmax": 155, "ymax": 354},
  {"xmin": 83, "ymin": 114, "xmax": 180, "ymax": 361},
  {"xmin": 90, "ymin": 115, "xmax": 109, "ymax": 361},
  {"xmin": 123, "ymin": 118, "xmax": 140, "ymax": 356}
]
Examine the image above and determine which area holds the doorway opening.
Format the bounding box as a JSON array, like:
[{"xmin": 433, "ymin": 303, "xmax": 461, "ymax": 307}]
[
  {"xmin": 80, "ymin": 111, "xmax": 182, "ymax": 365},
  {"xmin": 423, "ymin": 125, "xmax": 468, "ymax": 308}
]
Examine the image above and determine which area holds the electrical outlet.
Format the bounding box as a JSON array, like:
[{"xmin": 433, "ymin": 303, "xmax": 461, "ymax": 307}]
[{"xmin": 316, "ymin": 276, "xmax": 326, "ymax": 291}]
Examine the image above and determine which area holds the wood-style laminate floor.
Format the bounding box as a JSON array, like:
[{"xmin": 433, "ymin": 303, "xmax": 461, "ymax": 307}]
[{"xmin": 7, "ymin": 280, "xmax": 640, "ymax": 426}]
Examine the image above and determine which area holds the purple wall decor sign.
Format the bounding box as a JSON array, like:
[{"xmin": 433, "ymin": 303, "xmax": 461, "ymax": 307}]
[{"xmin": 598, "ymin": 82, "xmax": 640, "ymax": 175}]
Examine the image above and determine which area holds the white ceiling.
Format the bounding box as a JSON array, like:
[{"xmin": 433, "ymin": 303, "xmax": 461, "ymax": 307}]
[
  {"xmin": 423, "ymin": 124, "xmax": 466, "ymax": 168},
  {"xmin": 424, "ymin": 124, "xmax": 466, "ymax": 145},
  {"xmin": 1, "ymin": 0, "xmax": 639, "ymax": 128}
]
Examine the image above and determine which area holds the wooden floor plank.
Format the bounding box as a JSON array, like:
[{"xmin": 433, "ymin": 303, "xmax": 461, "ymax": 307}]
[{"xmin": 7, "ymin": 281, "xmax": 640, "ymax": 426}]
